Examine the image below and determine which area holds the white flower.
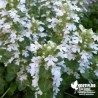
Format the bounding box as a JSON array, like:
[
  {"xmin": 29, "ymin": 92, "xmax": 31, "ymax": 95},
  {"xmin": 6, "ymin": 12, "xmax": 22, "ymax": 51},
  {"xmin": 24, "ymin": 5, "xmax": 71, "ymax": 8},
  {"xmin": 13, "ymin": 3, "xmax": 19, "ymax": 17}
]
[
  {"xmin": 31, "ymin": 63, "xmax": 38, "ymax": 73},
  {"xmin": 24, "ymin": 22, "xmax": 32, "ymax": 29},
  {"xmin": 10, "ymin": 31, "xmax": 17, "ymax": 43},
  {"xmin": 48, "ymin": 41, "xmax": 56, "ymax": 48},
  {"xmin": 14, "ymin": 51, "xmax": 20, "ymax": 58},
  {"xmin": 79, "ymin": 24, "xmax": 86, "ymax": 32},
  {"xmin": 55, "ymin": 8, "xmax": 65, "ymax": 16},
  {"xmin": 8, "ymin": 9, "xmax": 18, "ymax": 18},
  {"xmin": 17, "ymin": 70, "xmax": 27, "ymax": 81},
  {"xmin": 39, "ymin": 33, "xmax": 47, "ymax": 37},
  {"xmin": 0, "ymin": 10, "xmax": 8, "ymax": 16},
  {"xmin": 71, "ymin": 14, "xmax": 80, "ymax": 23},
  {"xmin": 0, "ymin": 0, "xmax": 7, "ymax": 8},
  {"xmin": 80, "ymin": 50, "xmax": 92, "ymax": 60},
  {"xmin": 92, "ymin": 34, "xmax": 98, "ymax": 42},
  {"xmin": 29, "ymin": 63, "xmax": 38, "ymax": 77},
  {"xmin": 30, "ymin": 42, "xmax": 42, "ymax": 53},
  {"xmin": 17, "ymin": 4, "xmax": 26, "ymax": 12},
  {"xmin": 52, "ymin": 67, "xmax": 62, "ymax": 96},
  {"xmin": 73, "ymin": 5, "xmax": 81, "ymax": 11},
  {"xmin": 20, "ymin": 0, "xmax": 26, "ymax": 4},
  {"xmin": 96, "ymin": 64, "xmax": 98, "ymax": 66},
  {"xmin": 32, "ymin": 76, "xmax": 39, "ymax": 87},
  {"xmin": 56, "ymin": 45, "xmax": 67, "ymax": 52},
  {"xmin": 35, "ymin": 88, "xmax": 43, "ymax": 98},
  {"xmin": 78, "ymin": 67, "xmax": 85, "ymax": 73},
  {"xmin": 2, "ymin": 22, "xmax": 12, "ymax": 31},
  {"xmin": 71, "ymin": 45, "xmax": 80, "ymax": 53},
  {"xmin": 47, "ymin": 18, "xmax": 61, "ymax": 28},
  {"xmin": 0, "ymin": 55, "xmax": 2, "ymax": 60},
  {"xmin": 54, "ymin": 1, "xmax": 62, "ymax": 7},
  {"xmin": 24, "ymin": 31, "xmax": 32, "ymax": 37},
  {"xmin": 52, "ymin": 67, "xmax": 62, "ymax": 81},
  {"xmin": 45, "ymin": 55, "xmax": 58, "ymax": 67},
  {"xmin": 32, "ymin": 34, "xmax": 38, "ymax": 41},
  {"xmin": 71, "ymin": 36, "xmax": 82, "ymax": 44},
  {"xmin": 57, "ymin": 52, "xmax": 67, "ymax": 59},
  {"xmin": 74, "ymin": 72, "xmax": 80, "ymax": 79},
  {"xmin": 15, "ymin": 59, "xmax": 20, "ymax": 65},
  {"xmin": 29, "ymin": 56, "xmax": 41, "ymax": 76},
  {"xmin": 17, "ymin": 35, "xmax": 24, "ymax": 42},
  {"xmin": 67, "ymin": 53, "xmax": 76, "ymax": 60},
  {"xmin": 37, "ymin": 90, "xmax": 43, "ymax": 95},
  {"xmin": 0, "ymin": 18, "xmax": 5, "ymax": 25},
  {"xmin": 58, "ymin": 61, "xmax": 68, "ymax": 73},
  {"xmin": 22, "ymin": 50, "xmax": 29, "ymax": 57},
  {"xmin": 29, "ymin": 57, "xmax": 41, "ymax": 89},
  {"xmin": 89, "ymin": 43, "xmax": 98, "ymax": 51},
  {"xmin": 8, "ymin": 57, "xmax": 14, "ymax": 63},
  {"xmin": 19, "ymin": 74, "xmax": 27, "ymax": 81},
  {"xmin": 66, "ymin": 23, "xmax": 77, "ymax": 31},
  {"xmin": 7, "ymin": 44, "xmax": 19, "ymax": 51},
  {"xmin": 38, "ymin": 26, "xmax": 44, "ymax": 32},
  {"xmin": 94, "ymin": 70, "xmax": 98, "ymax": 76},
  {"xmin": 31, "ymin": 56, "xmax": 41, "ymax": 64}
]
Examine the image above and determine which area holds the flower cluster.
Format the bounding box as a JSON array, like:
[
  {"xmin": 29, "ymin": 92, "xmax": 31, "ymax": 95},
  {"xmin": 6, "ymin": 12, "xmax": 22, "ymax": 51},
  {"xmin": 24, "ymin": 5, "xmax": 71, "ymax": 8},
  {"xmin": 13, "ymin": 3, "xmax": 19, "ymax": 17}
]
[{"xmin": 0, "ymin": 0, "xmax": 98, "ymax": 98}]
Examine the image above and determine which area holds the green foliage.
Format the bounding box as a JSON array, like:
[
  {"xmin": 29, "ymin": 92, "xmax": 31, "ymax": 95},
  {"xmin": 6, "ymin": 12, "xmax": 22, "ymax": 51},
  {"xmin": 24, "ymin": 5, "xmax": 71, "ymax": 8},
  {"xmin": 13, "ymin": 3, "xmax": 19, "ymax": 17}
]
[
  {"xmin": 5, "ymin": 64, "xmax": 20, "ymax": 82},
  {"xmin": 38, "ymin": 66, "xmax": 53, "ymax": 98},
  {"xmin": 7, "ymin": 83, "xmax": 17, "ymax": 96},
  {"xmin": 80, "ymin": 1, "xmax": 98, "ymax": 32},
  {"xmin": 23, "ymin": 89, "xmax": 35, "ymax": 98}
]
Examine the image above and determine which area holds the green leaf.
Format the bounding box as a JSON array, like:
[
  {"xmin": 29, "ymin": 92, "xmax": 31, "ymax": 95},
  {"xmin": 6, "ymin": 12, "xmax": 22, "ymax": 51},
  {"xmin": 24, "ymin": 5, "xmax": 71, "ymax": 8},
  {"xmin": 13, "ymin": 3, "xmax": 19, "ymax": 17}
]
[
  {"xmin": 1, "ymin": 51, "xmax": 13, "ymax": 62},
  {"xmin": 0, "ymin": 48, "xmax": 5, "ymax": 55},
  {"xmin": 7, "ymin": 64, "xmax": 20, "ymax": 74},
  {"xmin": 5, "ymin": 72, "xmax": 16, "ymax": 82},
  {"xmin": 38, "ymin": 91, "xmax": 53, "ymax": 98},
  {"xmin": 0, "ymin": 65, "xmax": 4, "ymax": 77},
  {"xmin": 38, "ymin": 66, "xmax": 53, "ymax": 91},
  {"xmin": 5, "ymin": 64, "xmax": 20, "ymax": 82},
  {"xmin": 23, "ymin": 89, "xmax": 35, "ymax": 98},
  {"xmin": 81, "ymin": 69, "xmax": 89, "ymax": 79},
  {"xmin": 64, "ymin": 59, "xmax": 79, "ymax": 71},
  {"xmin": 18, "ymin": 83, "xmax": 26, "ymax": 91},
  {"xmin": 38, "ymin": 66, "xmax": 53, "ymax": 98},
  {"xmin": 7, "ymin": 82, "xmax": 17, "ymax": 96},
  {"xmin": 57, "ymin": 73, "xmax": 75, "ymax": 98},
  {"xmin": 0, "ymin": 78, "xmax": 5, "ymax": 95},
  {"xmin": 16, "ymin": 79, "xmax": 26, "ymax": 91}
]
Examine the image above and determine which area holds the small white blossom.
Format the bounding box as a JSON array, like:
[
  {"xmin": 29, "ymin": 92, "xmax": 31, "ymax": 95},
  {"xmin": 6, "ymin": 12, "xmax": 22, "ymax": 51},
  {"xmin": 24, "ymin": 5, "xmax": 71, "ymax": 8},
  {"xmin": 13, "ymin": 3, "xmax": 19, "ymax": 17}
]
[
  {"xmin": 78, "ymin": 67, "xmax": 85, "ymax": 73},
  {"xmin": 19, "ymin": 74, "xmax": 27, "ymax": 81},
  {"xmin": 89, "ymin": 43, "xmax": 98, "ymax": 51},
  {"xmin": 8, "ymin": 9, "xmax": 18, "ymax": 18},
  {"xmin": 52, "ymin": 67, "xmax": 62, "ymax": 96},
  {"xmin": 30, "ymin": 42, "xmax": 42, "ymax": 53},
  {"xmin": 92, "ymin": 34, "xmax": 98, "ymax": 42},
  {"xmin": 17, "ymin": 4, "xmax": 27, "ymax": 12},
  {"xmin": 20, "ymin": 0, "xmax": 26, "ymax": 4},
  {"xmin": 0, "ymin": 55, "xmax": 2, "ymax": 60},
  {"xmin": 45, "ymin": 55, "xmax": 58, "ymax": 67},
  {"xmin": 0, "ymin": 0, "xmax": 8, "ymax": 8},
  {"xmin": 56, "ymin": 45, "xmax": 67, "ymax": 52},
  {"xmin": 94, "ymin": 70, "xmax": 98, "ymax": 76},
  {"xmin": 38, "ymin": 26, "xmax": 44, "ymax": 32},
  {"xmin": 32, "ymin": 76, "xmax": 39, "ymax": 87},
  {"xmin": 22, "ymin": 50, "xmax": 29, "ymax": 57}
]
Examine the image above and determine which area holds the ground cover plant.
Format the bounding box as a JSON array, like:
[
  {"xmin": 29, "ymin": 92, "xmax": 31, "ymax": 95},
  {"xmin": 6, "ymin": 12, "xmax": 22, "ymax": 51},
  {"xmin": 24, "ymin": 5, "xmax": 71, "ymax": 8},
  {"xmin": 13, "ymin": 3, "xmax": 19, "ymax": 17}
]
[{"xmin": 0, "ymin": 0, "xmax": 98, "ymax": 98}]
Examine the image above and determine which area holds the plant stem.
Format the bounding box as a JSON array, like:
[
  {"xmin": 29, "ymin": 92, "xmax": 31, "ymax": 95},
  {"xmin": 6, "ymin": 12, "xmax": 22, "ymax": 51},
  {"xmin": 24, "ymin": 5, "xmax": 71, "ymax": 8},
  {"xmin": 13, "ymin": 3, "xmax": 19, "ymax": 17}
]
[
  {"xmin": 0, "ymin": 87, "xmax": 10, "ymax": 98},
  {"xmin": 64, "ymin": 92, "xmax": 78, "ymax": 98}
]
